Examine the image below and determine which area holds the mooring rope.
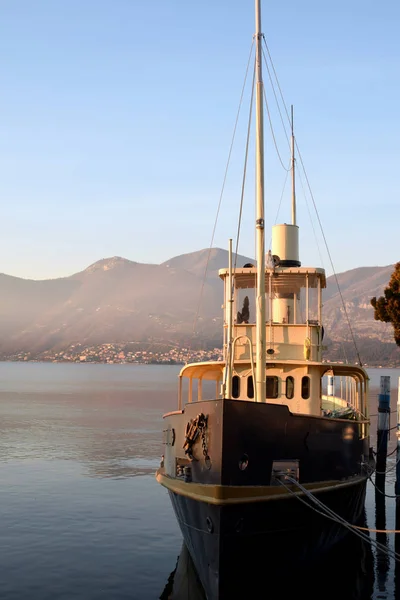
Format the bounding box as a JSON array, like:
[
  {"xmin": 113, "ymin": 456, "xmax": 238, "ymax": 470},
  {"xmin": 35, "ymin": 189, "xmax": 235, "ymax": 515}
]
[
  {"xmin": 374, "ymin": 453, "xmax": 400, "ymax": 475},
  {"xmin": 368, "ymin": 474, "xmax": 400, "ymax": 500},
  {"xmin": 277, "ymin": 476, "xmax": 400, "ymax": 562}
]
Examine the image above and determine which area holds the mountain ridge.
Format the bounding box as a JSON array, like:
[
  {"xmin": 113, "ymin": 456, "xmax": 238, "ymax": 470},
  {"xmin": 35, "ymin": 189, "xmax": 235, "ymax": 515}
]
[{"xmin": 0, "ymin": 248, "xmax": 397, "ymax": 365}]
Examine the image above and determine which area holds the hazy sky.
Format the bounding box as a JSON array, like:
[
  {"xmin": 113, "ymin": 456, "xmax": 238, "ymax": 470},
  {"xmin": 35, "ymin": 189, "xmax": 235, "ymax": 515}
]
[{"xmin": 1, "ymin": 0, "xmax": 399, "ymax": 280}]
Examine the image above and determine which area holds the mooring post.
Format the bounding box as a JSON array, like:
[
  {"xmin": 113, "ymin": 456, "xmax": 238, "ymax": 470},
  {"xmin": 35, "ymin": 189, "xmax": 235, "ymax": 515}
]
[
  {"xmin": 375, "ymin": 483, "xmax": 389, "ymax": 593},
  {"xmin": 375, "ymin": 375, "xmax": 391, "ymax": 594},
  {"xmin": 396, "ymin": 376, "xmax": 400, "ymax": 496},
  {"xmin": 376, "ymin": 375, "xmax": 390, "ymax": 492},
  {"xmin": 395, "ymin": 377, "xmax": 400, "ymax": 599}
]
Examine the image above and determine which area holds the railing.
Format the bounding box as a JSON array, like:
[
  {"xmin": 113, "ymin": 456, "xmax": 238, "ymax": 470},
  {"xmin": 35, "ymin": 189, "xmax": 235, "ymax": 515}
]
[{"xmin": 226, "ymin": 323, "xmax": 323, "ymax": 362}]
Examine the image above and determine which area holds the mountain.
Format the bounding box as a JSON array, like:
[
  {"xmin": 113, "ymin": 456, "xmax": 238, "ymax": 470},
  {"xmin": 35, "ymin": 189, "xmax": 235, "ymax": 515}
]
[
  {"xmin": 323, "ymin": 264, "xmax": 397, "ymax": 364},
  {"xmin": 0, "ymin": 250, "xmax": 398, "ymax": 365},
  {"xmin": 324, "ymin": 265, "xmax": 395, "ymax": 340}
]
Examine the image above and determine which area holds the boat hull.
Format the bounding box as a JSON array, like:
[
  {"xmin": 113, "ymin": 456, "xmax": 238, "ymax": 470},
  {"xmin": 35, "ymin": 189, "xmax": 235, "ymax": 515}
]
[{"xmin": 168, "ymin": 477, "xmax": 368, "ymax": 599}]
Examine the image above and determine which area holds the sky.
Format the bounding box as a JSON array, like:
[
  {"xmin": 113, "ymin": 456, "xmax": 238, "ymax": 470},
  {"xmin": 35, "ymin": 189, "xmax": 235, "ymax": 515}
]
[{"xmin": 0, "ymin": 0, "xmax": 399, "ymax": 280}]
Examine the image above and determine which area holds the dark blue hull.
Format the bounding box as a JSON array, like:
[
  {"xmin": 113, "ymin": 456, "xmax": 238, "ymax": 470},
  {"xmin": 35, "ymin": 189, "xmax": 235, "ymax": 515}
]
[{"xmin": 169, "ymin": 476, "xmax": 368, "ymax": 599}]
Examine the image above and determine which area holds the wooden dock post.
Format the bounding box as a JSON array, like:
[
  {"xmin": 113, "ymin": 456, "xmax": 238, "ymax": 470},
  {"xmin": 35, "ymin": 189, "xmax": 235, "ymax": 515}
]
[
  {"xmin": 375, "ymin": 377, "xmax": 390, "ymax": 595},
  {"xmin": 395, "ymin": 377, "xmax": 400, "ymax": 600},
  {"xmin": 376, "ymin": 375, "xmax": 390, "ymax": 492},
  {"xmin": 375, "ymin": 489, "xmax": 389, "ymax": 593},
  {"xmin": 396, "ymin": 376, "xmax": 400, "ymax": 496}
]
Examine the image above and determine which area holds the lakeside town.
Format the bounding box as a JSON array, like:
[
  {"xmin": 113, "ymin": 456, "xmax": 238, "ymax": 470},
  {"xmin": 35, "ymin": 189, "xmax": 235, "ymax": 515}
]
[
  {"xmin": 2, "ymin": 341, "xmax": 397, "ymax": 368},
  {"xmin": 3, "ymin": 343, "xmax": 224, "ymax": 365}
]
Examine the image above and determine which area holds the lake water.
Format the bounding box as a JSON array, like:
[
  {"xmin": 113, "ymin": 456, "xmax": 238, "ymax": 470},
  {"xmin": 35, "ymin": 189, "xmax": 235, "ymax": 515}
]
[{"xmin": 0, "ymin": 362, "xmax": 399, "ymax": 599}]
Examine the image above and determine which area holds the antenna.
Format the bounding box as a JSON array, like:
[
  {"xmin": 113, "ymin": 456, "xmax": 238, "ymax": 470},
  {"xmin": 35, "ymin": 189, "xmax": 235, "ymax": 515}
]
[{"xmin": 291, "ymin": 105, "xmax": 296, "ymax": 226}]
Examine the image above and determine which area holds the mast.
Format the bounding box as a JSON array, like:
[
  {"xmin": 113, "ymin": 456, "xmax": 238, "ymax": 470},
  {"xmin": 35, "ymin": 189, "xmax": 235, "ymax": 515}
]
[
  {"xmin": 255, "ymin": 0, "xmax": 266, "ymax": 403},
  {"xmin": 291, "ymin": 105, "xmax": 296, "ymax": 226},
  {"xmin": 224, "ymin": 239, "xmax": 233, "ymax": 399}
]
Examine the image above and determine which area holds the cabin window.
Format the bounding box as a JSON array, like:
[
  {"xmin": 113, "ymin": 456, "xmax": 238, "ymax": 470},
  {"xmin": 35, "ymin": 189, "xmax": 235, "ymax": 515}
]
[
  {"xmin": 266, "ymin": 376, "xmax": 279, "ymax": 399},
  {"xmin": 247, "ymin": 376, "xmax": 254, "ymax": 399},
  {"xmin": 286, "ymin": 376, "xmax": 295, "ymax": 399},
  {"xmin": 232, "ymin": 375, "xmax": 240, "ymax": 398},
  {"xmin": 301, "ymin": 376, "xmax": 310, "ymax": 399}
]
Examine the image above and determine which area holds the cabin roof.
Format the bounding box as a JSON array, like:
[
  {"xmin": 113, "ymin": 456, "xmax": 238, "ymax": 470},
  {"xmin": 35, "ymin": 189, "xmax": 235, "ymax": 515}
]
[
  {"xmin": 179, "ymin": 361, "xmax": 224, "ymax": 381},
  {"xmin": 179, "ymin": 360, "xmax": 368, "ymax": 382},
  {"xmin": 218, "ymin": 266, "xmax": 326, "ymax": 290}
]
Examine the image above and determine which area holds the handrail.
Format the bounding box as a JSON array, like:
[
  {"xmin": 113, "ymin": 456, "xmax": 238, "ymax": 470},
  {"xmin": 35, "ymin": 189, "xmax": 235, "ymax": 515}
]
[{"xmin": 231, "ymin": 334, "xmax": 256, "ymax": 401}]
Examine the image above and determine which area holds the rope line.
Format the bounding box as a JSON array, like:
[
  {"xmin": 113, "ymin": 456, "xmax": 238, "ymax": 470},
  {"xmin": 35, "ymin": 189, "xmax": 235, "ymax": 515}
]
[
  {"xmin": 374, "ymin": 450, "xmax": 400, "ymax": 474},
  {"xmin": 234, "ymin": 62, "xmax": 255, "ymax": 270},
  {"xmin": 260, "ymin": 43, "xmax": 290, "ymax": 171},
  {"xmin": 223, "ymin": 61, "xmax": 256, "ymax": 392},
  {"xmin": 262, "ymin": 86, "xmax": 290, "ymax": 172},
  {"xmin": 262, "ymin": 43, "xmax": 291, "ymax": 149},
  {"xmin": 296, "ymin": 168, "xmax": 325, "ymax": 269},
  {"xmin": 349, "ymin": 525, "xmax": 400, "ymax": 534},
  {"xmin": 278, "ymin": 476, "xmax": 400, "ymax": 563},
  {"xmin": 269, "ymin": 165, "xmax": 290, "ymax": 246},
  {"xmin": 370, "ymin": 410, "xmax": 397, "ymax": 417},
  {"xmin": 369, "ymin": 474, "xmax": 400, "ymax": 500},
  {"xmin": 262, "ymin": 38, "xmax": 291, "ymax": 128},
  {"xmin": 188, "ymin": 40, "xmax": 255, "ymax": 355},
  {"xmin": 372, "ymin": 446, "xmax": 398, "ymax": 459},
  {"xmin": 261, "ymin": 36, "xmax": 363, "ymax": 367},
  {"xmin": 295, "ymin": 144, "xmax": 363, "ymax": 366}
]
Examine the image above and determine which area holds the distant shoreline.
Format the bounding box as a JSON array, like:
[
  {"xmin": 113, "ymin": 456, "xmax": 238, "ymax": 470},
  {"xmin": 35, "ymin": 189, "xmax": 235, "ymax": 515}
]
[{"xmin": 1, "ymin": 358, "xmax": 399, "ymax": 369}]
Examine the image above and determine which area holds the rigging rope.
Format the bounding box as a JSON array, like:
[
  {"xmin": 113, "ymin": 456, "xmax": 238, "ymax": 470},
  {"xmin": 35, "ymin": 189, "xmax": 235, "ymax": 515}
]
[
  {"xmin": 223, "ymin": 61, "xmax": 256, "ymax": 392},
  {"xmin": 260, "ymin": 41, "xmax": 290, "ymax": 172},
  {"xmin": 296, "ymin": 145, "xmax": 363, "ymax": 366},
  {"xmin": 261, "ymin": 35, "xmax": 363, "ymax": 366},
  {"xmin": 267, "ymin": 165, "xmax": 290, "ymax": 250},
  {"xmin": 262, "ymin": 84, "xmax": 290, "ymax": 172},
  {"xmin": 233, "ymin": 62, "xmax": 255, "ymax": 270},
  {"xmin": 261, "ymin": 41, "xmax": 291, "ymax": 149},
  {"xmin": 296, "ymin": 169, "xmax": 325, "ymax": 269},
  {"xmin": 262, "ymin": 38, "xmax": 292, "ymax": 126},
  {"xmin": 188, "ymin": 40, "xmax": 255, "ymax": 357}
]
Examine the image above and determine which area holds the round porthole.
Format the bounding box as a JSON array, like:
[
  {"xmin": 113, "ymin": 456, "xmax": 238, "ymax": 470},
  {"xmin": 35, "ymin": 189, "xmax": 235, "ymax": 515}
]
[{"xmin": 238, "ymin": 454, "xmax": 249, "ymax": 471}]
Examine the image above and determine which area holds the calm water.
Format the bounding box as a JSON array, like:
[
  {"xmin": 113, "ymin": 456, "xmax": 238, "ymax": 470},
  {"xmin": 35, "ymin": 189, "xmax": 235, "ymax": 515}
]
[{"xmin": 0, "ymin": 362, "xmax": 399, "ymax": 599}]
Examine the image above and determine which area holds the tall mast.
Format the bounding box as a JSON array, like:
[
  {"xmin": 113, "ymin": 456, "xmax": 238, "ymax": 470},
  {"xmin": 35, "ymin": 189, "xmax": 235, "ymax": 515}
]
[
  {"xmin": 224, "ymin": 239, "xmax": 233, "ymax": 399},
  {"xmin": 255, "ymin": 0, "xmax": 266, "ymax": 403},
  {"xmin": 291, "ymin": 105, "xmax": 296, "ymax": 225}
]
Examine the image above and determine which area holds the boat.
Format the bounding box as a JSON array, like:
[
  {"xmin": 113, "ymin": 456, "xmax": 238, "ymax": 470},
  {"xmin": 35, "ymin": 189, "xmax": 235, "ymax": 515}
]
[{"xmin": 156, "ymin": 2, "xmax": 374, "ymax": 597}]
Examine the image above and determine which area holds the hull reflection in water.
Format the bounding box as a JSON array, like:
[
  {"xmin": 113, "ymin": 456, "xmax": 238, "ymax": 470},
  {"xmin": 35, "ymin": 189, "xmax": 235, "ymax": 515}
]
[{"xmin": 160, "ymin": 516, "xmax": 374, "ymax": 600}]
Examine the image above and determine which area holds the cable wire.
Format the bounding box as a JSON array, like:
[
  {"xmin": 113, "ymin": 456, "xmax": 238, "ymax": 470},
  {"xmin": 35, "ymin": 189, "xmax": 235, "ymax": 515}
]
[
  {"xmin": 188, "ymin": 40, "xmax": 255, "ymax": 354},
  {"xmin": 278, "ymin": 476, "xmax": 400, "ymax": 563},
  {"xmin": 261, "ymin": 36, "xmax": 363, "ymax": 366}
]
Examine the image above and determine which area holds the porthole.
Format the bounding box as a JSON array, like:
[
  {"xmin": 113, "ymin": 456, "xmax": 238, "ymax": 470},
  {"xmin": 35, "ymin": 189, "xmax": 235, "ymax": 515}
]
[
  {"xmin": 301, "ymin": 376, "xmax": 310, "ymax": 399},
  {"xmin": 286, "ymin": 376, "xmax": 294, "ymax": 399},
  {"xmin": 247, "ymin": 376, "xmax": 254, "ymax": 399},
  {"xmin": 266, "ymin": 376, "xmax": 279, "ymax": 399},
  {"xmin": 232, "ymin": 375, "xmax": 240, "ymax": 398}
]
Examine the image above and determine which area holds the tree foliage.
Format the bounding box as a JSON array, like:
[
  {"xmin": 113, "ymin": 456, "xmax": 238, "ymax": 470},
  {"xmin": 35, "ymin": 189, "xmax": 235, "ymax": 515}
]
[{"xmin": 371, "ymin": 262, "xmax": 400, "ymax": 345}]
